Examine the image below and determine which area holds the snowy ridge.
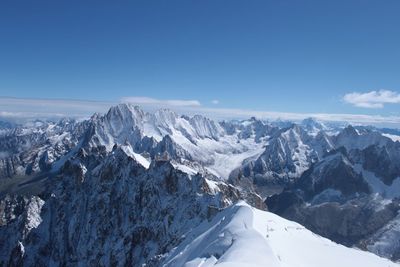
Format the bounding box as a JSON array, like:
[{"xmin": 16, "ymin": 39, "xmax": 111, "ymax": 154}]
[
  {"xmin": 382, "ymin": 133, "xmax": 400, "ymax": 142},
  {"xmin": 334, "ymin": 125, "xmax": 391, "ymax": 150},
  {"xmin": 163, "ymin": 201, "xmax": 397, "ymax": 267},
  {"xmin": 120, "ymin": 144, "xmax": 150, "ymax": 169}
]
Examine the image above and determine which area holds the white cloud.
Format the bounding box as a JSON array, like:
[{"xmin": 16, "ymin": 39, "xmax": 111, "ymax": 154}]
[
  {"xmin": 343, "ymin": 90, "xmax": 400, "ymax": 109},
  {"xmin": 120, "ymin": 96, "xmax": 201, "ymax": 107},
  {"xmin": 211, "ymin": 99, "xmax": 219, "ymax": 105},
  {"xmin": 0, "ymin": 97, "xmax": 113, "ymax": 119}
]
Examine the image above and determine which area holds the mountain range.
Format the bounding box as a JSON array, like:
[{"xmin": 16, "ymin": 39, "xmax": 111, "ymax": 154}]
[{"xmin": 1, "ymin": 103, "xmax": 399, "ymax": 266}]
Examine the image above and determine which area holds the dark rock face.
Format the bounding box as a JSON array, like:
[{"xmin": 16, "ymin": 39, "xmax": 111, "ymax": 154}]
[
  {"xmin": 0, "ymin": 147, "xmax": 246, "ymax": 266},
  {"xmin": 265, "ymin": 145, "xmax": 400, "ymax": 262},
  {"xmin": 152, "ymin": 135, "xmax": 192, "ymax": 161},
  {"xmin": 266, "ymin": 190, "xmax": 305, "ymax": 214},
  {"xmin": 296, "ymin": 152, "xmax": 370, "ymax": 198},
  {"xmin": 0, "ymin": 195, "xmax": 45, "ymax": 266},
  {"xmin": 358, "ymin": 144, "xmax": 400, "ymax": 185},
  {"xmin": 267, "ymin": 195, "xmax": 400, "ymax": 247},
  {"xmin": 259, "ymin": 125, "xmax": 400, "ymax": 262}
]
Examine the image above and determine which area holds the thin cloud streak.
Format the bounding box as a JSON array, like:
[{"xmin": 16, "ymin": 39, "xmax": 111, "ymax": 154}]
[
  {"xmin": 121, "ymin": 96, "xmax": 201, "ymax": 107},
  {"xmin": 0, "ymin": 97, "xmax": 113, "ymax": 119},
  {"xmin": 191, "ymin": 107, "xmax": 400, "ymax": 125}
]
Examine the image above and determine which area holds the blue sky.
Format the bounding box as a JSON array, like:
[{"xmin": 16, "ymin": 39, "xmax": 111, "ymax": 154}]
[{"xmin": 1, "ymin": 0, "xmax": 400, "ymax": 121}]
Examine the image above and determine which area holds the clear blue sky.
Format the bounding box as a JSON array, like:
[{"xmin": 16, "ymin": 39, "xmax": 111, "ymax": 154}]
[{"xmin": 1, "ymin": 0, "xmax": 400, "ymax": 116}]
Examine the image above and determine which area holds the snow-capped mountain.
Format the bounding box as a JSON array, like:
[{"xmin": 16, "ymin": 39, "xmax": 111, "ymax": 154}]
[
  {"xmin": 1, "ymin": 103, "xmax": 400, "ymax": 266},
  {"xmin": 334, "ymin": 125, "xmax": 392, "ymax": 150},
  {"xmin": 220, "ymin": 117, "xmax": 277, "ymax": 142},
  {"xmin": 240, "ymin": 124, "xmax": 334, "ymax": 190},
  {"xmin": 0, "ymin": 118, "xmax": 89, "ymax": 180},
  {"xmin": 82, "ymin": 104, "xmax": 269, "ymax": 180},
  {"xmin": 301, "ymin": 117, "xmax": 328, "ymax": 136}
]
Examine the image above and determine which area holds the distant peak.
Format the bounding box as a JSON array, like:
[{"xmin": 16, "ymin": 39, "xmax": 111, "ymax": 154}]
[
  {"xmin": 341, "ymin": 125, "xmax": 358, "ymax": 136},
  {"xmin": 154, "ymin": 108, "xmax": 177, "ymax": 117},
  {"xmin": 301, "ymin": 117, "xmax": 318, "ymax": 124},
  {"xmin": 90, "ymin": 112, "xmax": 101, "ymax": 120},
  {"xmin": 106, "ymin": 103, "xmax": 145, "ymax": 119}
]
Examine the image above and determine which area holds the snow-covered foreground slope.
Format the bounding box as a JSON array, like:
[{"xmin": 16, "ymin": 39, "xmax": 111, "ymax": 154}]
[{"xmin": 164, "ymin": 201, "xmax": 398, "ymax": 267}]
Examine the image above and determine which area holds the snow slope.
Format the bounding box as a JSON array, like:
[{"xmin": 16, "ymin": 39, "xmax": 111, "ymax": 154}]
[
  {"xmin": 120, "ymin": 144, "xmax": 150, "ymax": 169},
  {"xmin": 163, "ymin": 201, "xmax": 398, "ymax": 267},
  {"xmin": 354, "ymin": 164, "xmax": 400, "ymax": 199},
  {"xmin": 382, "ymin": 133, "xmax": 400, "ymax": 142}
]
